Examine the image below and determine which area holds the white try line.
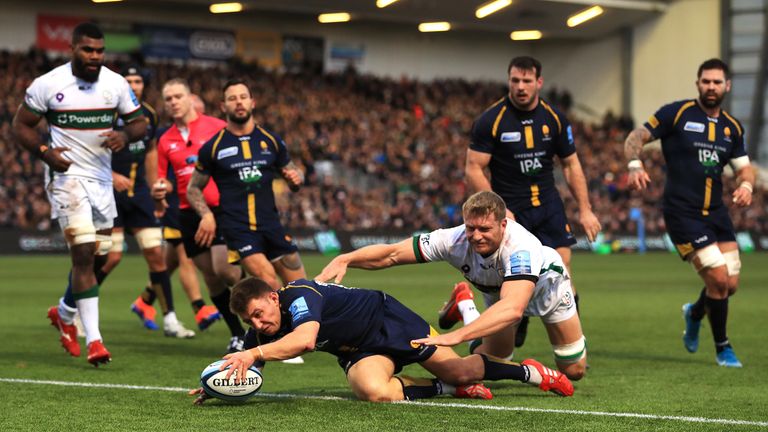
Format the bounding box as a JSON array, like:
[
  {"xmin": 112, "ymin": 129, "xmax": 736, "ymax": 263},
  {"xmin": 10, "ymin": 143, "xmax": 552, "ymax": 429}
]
[{"xmin": 2, "ymin": 378, "xmax": 767, "ymax": 428}]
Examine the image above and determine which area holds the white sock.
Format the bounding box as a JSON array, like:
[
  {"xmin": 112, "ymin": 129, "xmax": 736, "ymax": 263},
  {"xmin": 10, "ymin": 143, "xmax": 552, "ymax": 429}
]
[
  {"xmin": 525, "ymin": 365, "xmax": 542, "ymax": 386},
  {"xmin": 75, "ymin": 297, "xmax": 102, "ymax": 344},
  {"xmin": 437, "ymin": 380, "xmax": 455, "ymax": 396},
  {"xmin": 164, "ymin": 311, "xmax": 179, "ymax": 327},
  {"xmin": 458, "ymin": 299, "xmax": 480, "ymax": 325},
  {"xmin": 58, "ymin": 298, "xmax": 77, "ymax": 324}
]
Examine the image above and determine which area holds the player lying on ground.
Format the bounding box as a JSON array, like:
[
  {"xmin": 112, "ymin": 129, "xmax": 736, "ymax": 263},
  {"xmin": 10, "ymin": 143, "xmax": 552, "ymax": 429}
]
[{"xmin": 189, "ymin": 277, "xmax": 573, "ymax": 404}]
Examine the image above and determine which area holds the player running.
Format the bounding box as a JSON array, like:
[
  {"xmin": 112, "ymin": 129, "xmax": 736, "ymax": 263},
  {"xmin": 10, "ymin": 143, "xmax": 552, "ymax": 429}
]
[
  {"xmin": 12, "ymin": 23, "xmax": 146, "ymax": 365},
  {"xmin": 317, "ymin": 191, "xmax": 587, "ymax": 381},
  {"xmin": 190, "ymin": 277, "xmax": 573, "ymax": 404},
  {"xmin": 624, "ymin": 58, "xmax": 755, "ymax": 367}
]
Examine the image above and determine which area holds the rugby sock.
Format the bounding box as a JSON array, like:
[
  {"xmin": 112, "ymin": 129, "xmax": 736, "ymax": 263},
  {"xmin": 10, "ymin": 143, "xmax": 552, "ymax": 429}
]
[
  {"xmin": 141, "ymin": 285, "xmax": 157, "ymax": 305},
  {"xmin": 458, "ymin": 299, "xmax": 480, "ymax": 325},
  {"xmin": 706, "ymin": 296, "xmax": 730, "ymax": 352},
  {"xmin": 479, "ymin": 354, "xmax": 527, "ymax": 382},
  {"xmin": 73, "ymin": 285, "xmax": 101, "ymax": 344},
  {"xmin": 150, "ymin": 271, "xmax": 174, "ymax": 314},
  {"xmin": 211, "ymin": 290, "xmax": 245, "ymax": 337},
  {"xmin": 62, "ymin": 271, "xmax": 76, "ymax": 309},
  {"xmin": 57, "ymin": 297, "xmax": 77, "ymax": 324},
  {"xmin": 191, "ymin": 299, "xmax": 206, "ymax": 313},
  {"xmin": 690, "ymin": 288, "xmax": 708, "ymax": 321},
  {"xmin": 396, "ymin": 376, "xmax": 442, "ymax": 400}
]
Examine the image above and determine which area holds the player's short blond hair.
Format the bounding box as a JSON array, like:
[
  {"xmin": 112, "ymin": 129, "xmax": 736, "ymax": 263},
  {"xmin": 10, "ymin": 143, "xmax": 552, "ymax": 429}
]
[
  {"xmin": 462, "ymin": 191, "xmax": 506, "ymax": 222},
  {"xmin": 162, "ymin": 77, "xmax": 191, "ymax": 94}
]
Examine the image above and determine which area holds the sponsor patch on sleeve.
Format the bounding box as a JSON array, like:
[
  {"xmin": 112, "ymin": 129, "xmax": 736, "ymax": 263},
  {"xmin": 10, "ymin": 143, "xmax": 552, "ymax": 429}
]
[
  {"xmin": 289, "ymin": 297, "xmax": 311, "ymax": 322},
  {"xmin": 566, "ymin": 125, "xmax": 574, "ymax": 145},
  {"xmin": 509, "ymin": 251, "xmax": 532, "ymax": 274}
]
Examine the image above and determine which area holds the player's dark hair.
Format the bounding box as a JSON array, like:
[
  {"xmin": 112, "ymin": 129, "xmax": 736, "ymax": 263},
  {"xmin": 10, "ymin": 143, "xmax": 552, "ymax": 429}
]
[
  {"xmin": 222, "ymin": 78, "xmax": 253, "ymax": 99},
  {"xmin": 71, "ymin": 22, "xmax": 104, "ymax": 44},
  {"xmin": 508, "ymin": 56, "xmax": 542, "ymax": 78},
  {"xmin": 463, "ymin": 191, "xmax": 507, "ymax": 223},
  {"xmin": 698, "ymin": 58, "xmax": 730, "ymax": 79},
  {"xmin": 230, "ymin": 277, "xmax": 274, "ymax": 315}
]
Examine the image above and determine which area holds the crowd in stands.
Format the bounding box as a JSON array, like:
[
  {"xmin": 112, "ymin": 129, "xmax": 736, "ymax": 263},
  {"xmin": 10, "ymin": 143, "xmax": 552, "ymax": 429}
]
[{"xmin": 1, "ymin": 48, "xmax": 765, "ymax": 239}]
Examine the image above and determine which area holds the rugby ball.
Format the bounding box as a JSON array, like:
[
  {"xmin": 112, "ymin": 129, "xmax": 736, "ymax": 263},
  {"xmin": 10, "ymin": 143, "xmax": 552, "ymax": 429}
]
[{"xmin": 200, "ymin": 360, "xmax": 263, "ymax": 402}]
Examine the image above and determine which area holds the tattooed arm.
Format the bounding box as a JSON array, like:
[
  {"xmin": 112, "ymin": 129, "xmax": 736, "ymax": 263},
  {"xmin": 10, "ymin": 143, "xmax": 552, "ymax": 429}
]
[
  {"xmin": 623, "ymin": 127, "xmax": 653, "ymax": 190},
  {"xmin": 187, "ymin": 170, "xmax": 215, "ymax": 247}
]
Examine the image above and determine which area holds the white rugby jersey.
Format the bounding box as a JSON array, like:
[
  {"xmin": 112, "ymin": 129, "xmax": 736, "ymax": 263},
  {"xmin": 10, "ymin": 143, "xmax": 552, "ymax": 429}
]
[
  {"xmin": 412, "ymin": 219, "xmax": 568, "ymax": 295},
  {"xmin": 23, "ymin": 62, "xmax": 142, "ymax": 182}
]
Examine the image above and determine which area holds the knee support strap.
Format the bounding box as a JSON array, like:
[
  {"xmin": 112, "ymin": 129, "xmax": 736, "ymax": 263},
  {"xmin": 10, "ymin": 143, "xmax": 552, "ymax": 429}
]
[
  {"xmin": 553, "ymin": 335, "xmax": 586, "ymax": 364},
  {"xmin": 135, "ymin": 227, "xmax": 163, "ymax": 250},
  {"xmin": 110, "ymin": 231, "xmax": 125, "ymax": 253},
  {"xmin": 62, "ymin": 215, "xmax": 96, "ymax": 246},
  {"xmin": 723, "ymin": 250, "xmax": 741, "ymax": 276},
  {"xmin": 690, "ymin": 244, "xmax": 726, "ymax": 272},
  {"xmin": 95, "ymin": 234, "xmax": 113, "ymax": 256}
]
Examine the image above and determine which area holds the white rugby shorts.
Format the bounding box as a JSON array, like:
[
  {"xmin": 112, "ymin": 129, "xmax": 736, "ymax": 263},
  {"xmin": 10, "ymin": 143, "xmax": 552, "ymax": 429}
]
[{"xmin": 47, "ymin": 175, "xmax": 116, "ymax": 231}]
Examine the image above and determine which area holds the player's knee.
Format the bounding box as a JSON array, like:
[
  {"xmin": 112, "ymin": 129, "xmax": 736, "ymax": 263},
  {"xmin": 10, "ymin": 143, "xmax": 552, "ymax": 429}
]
[
  {"xmin": 135, "ymin": 228, "xmax": 163, "ymax": 250},
  {"xmin": 353, "ymin": 382, "xmax": 398, "ymax": 402},
  {"xmin": 94, "ymin": 234, "xmax": 113, "ymax": 256},
  {"xmin": 62, "ymin": 215, "xmax": 97, "ymax": 247},
  {"xmin": 277, "ymin": 252, "xmax": 303, "ymax": 272},
  {"xmin": 561, "ymin": 363, "xmax": 586, "ymax": 381},
  {"xmin": 110, "ymin": 231, "xmax": 125, "ymax": 254}
]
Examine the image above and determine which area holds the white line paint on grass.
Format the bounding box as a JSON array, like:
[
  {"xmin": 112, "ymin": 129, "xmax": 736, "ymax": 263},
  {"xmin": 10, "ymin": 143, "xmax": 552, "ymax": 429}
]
[{"xmin": 2, "ymin": 378, "xmax": 766, "ymax": 428}]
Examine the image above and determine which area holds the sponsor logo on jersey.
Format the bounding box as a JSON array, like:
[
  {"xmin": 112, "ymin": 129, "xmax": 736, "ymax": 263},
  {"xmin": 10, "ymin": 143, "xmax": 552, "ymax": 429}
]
[
  {"xmin": 128, "ymin": 141, "xmax": 146, "ymax": 154},
  {"xmin": 48, "ymin": 109, "xmax": 115, "ymax": 129},
  {"xmin": 127, "ymin": 88, "xmax": 138, "ymax": 106},
  {"xmin": 238, "ymin": 245, "xmax": 253, "ymax": 253},
  {"xmin": 566, "ymin": 125, "xmax": 574, "ymax": 145},
  {"xmin": 289, "ymin": 297, "xmax": 310, "ymax": 322},
  {"xmin": 102, "ymin": 90, "xmax": 113, "ymax": 105},
  {"xmin": 509, "ymin": 251, "xmax": 532, "ymax": 274},
  {"xmin": 520, "ymin": 158, "xmax": 543, "ymax": 176},
  {"xmin": 260, "ymin": 140, "xmax": 270, "ymax": 154},
  {"xmin": 55, "ymin": 93, "xmax": 64, "ymax": 102},
  {"xmin": 694, "ymin": 235, "xmax": 709, "ymax": 244},
  {"xmin": 684, "ymin": 121, "xmax": 706, "ymax": 133},
  {"xmin": 218, "ymin": 147, "xmax": 239, "ymax": 159},
  {"xmin": 698, "ymin": 148, "xmax": 720, "ymax": 167},
  {"xmin": 238, "ymin": 166, "xmax": 263, "ymax": 183},
  {"xmin": 185, "ymin": 155, "xmax": 198, "ymax": 165},
  {"xmin": 500, "ymin": 132, "xmax": 521, "ymax": 142}
]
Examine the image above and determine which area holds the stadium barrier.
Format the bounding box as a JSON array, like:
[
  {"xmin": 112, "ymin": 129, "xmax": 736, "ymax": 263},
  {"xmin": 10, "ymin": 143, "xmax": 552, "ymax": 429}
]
[{"xmin": 0, "ymin": 228, "xmax": 764, "ymax": 255}]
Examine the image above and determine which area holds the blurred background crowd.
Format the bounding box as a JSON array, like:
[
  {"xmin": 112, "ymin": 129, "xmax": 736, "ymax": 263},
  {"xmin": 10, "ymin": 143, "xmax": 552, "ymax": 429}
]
[{"xmin": 1, "ymin": 48, "xmax": 765, "ymax": 237}]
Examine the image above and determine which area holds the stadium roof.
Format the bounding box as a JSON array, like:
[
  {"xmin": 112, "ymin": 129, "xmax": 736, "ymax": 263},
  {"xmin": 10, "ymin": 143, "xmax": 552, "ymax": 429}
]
[{"xmin": 148, "ymin": 0, "xmax": 672, "ymax": 40}]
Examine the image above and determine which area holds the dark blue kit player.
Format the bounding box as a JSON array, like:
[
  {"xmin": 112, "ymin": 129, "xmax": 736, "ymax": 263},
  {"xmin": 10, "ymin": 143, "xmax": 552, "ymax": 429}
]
[
  {"xmin": 624, "ymin": 58, "xmax": 755, "ymax": 368},
  {"xmin": 189, "ymin": 278, "xmax": 575, "ymax": 404}
]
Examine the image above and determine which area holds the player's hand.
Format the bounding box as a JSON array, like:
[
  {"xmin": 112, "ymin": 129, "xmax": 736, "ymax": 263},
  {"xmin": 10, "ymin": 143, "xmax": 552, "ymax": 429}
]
[
  {"xmin": 579, "ymin": 209, "xmax": 602, "ymax": 242},
  {"xmin": 42, "ymin": 146, "xmax": 72, "ymax": 172},
  {"xmin": 100, "ymin": 130, "xmax": 129, "ymax": 152},
  {"xmin": 411, "ymin": 332, "xmax": 463, "ymax": 348},
  {"xmin": 151, "ymin": 179, "xmax": 170, "ymax": 201},
  {"xmin": 112, "ymin": 172, "xmax": 131, "ymax": 192},
  {"xmin": 195, "ymin": 213, "xmax": 216, "ymax": 247},
  {"xmin": 189, "ymin": 387, "xmax": 213, "ymax": 405},
  {"xmin": 153, "ymin": 199, "xmax": 168, "ymax": 218},
  {"xmin": 314, "ymin": 256, "xmax": 349, "ymax": 283},
  {"xmin": 221, "ymin": 349, "xmax": 257, "ymax": 385},
  {"xmin": 628, "ymin": 167, "xmax": 651, "ymax": 190},
  {"xmin": 732, "ymin": 185, "xmax": 753, "ymax": 207},
  {"xmin": 505, "ymin": 208, "xmax": 516, "ymax": 221},
  {"xmin": 281, "ymin": 167, "xmax": 302, "ymax": 192}
]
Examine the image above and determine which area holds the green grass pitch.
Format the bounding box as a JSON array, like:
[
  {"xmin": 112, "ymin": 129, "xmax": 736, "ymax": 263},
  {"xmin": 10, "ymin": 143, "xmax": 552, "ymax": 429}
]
[{"xmin": 1, "ymin": 253, "xmax": 766, "ymax": 431}]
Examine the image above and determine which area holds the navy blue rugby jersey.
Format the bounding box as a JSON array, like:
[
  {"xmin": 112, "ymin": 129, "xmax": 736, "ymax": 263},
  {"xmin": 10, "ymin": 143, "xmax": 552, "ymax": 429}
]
[
  {"xmin": 112, "ymin": 102, "xmax": 159, "ymax": 196},
  {"xmin": 470, "ymin": 97, "xmax": 575, "ymax": 213},
  {"xmin": 643, "ymin": 99, "xmax": 746, "ymax": 216},
  {"xmin": 195, "ymin": 125, "xmax": 291, "ymax": 230}
]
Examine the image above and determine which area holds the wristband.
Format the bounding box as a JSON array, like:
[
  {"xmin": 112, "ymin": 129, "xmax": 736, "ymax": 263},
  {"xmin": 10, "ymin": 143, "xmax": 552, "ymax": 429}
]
[
  {"xmin": 255, "ymin": 345, "xmax": 265, "ymax": 361},
  {"xmin": 627, "ymin": 159, "xmax": 643, "ymax": 170},
  {"xmin": 738, "ymin": 181, "xmax": 753, "ymax": 193}
]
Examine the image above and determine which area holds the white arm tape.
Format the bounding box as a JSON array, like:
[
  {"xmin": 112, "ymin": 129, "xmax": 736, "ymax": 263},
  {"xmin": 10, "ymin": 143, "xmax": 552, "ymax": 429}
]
[{"xmin": 729, "ymin": 155, "xmax": 750, "ymax": 171}]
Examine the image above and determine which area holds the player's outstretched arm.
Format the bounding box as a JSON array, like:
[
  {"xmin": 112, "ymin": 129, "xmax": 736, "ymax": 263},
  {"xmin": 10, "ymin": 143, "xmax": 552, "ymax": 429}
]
[
  {"xmin": 314, "ymin": 239, "xmax": 417, "ymax": 283},
  {"xmin": 412, "ymin": 280, "xmax": 533, "ymax": 347},
  {"xmin": 560, "ymin": 154, "xmax": 601, "ymax": 241},
  {"xmin": 624, "ymin": 127, "xmax": 653, "ymax": 190},
  {"xmin": 12, "ymin": 105, "xmax": 72, "ymax": 172}
]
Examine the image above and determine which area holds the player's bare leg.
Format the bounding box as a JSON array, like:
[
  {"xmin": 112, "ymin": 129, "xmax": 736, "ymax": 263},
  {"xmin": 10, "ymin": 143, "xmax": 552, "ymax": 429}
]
[
  {"xmin": 347, "ymin": 355, "xmax": 405, "ymax": 402},
  {"xmin": 470, "ymin": 322, "xmax": 517, "ymax": 360},
  {"xmin": 273, "ymin": 252, "xmax": 306, "ymax": 285},
  {"xmin": 193, "ymin": 250, "xmax": 245, "ymax": 352},
  {"xmin": 544, "ymin": 314, "xmax": 586, "ymax": 380}
]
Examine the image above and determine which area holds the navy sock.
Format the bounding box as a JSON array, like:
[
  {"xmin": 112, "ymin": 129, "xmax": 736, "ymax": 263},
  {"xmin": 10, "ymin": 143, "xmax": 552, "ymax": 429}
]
[
  {"xmin": 141, "ymin": 286, "xmax": 157, "ymax": 305},
  {"xmin": 706, "ymin": 296, "xmax": 730, "ymax": 352},
  {"xmin": 397, "ymin": 376, "xmax": 441, "ymax": 400},
  {"xmin": 150, "ymin": 271, "xmax": 174, "ymax": 314},
  {"xmin": 62, "ymin": 271, "xmax": 76, "ymax": 308},
  {"xmin": 690, "ymin": 288, "xmax": 707, "ymax": 321},
  {"xmin": 211, "ymin": 290, "xmax": 244, "ymax": 337},
  {"xmin": 480, "ymin": 354, "xmax": 527, "ymax": 382},
  {"xmin": 191, "ymin": 299, "xmax": 206, "ymax": 313}
]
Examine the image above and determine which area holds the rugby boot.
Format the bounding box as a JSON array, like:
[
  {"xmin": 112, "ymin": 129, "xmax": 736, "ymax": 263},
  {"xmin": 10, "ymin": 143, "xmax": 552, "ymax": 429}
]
[
  {"xmin": 47, "ymin": 306, "xmax": 81, "ymax": 357},
  {"xmin": 454, "ymin": 383, "xmax": 493, "ymax": 400},
  {"xmin": 164, "ymin": 320, "xmax": 196, "ymax": 338},
  {"xmin": 522, "ymin": 359, "xmax": 574, "ymax": 397},
  {"xmin": 716, "ymin": 347, "xmax": 743, "ymax": 368},
  {"xmin": 86, "ymin": 340, "xmax": 111, "ymax": 367},
  {"xmin": 681, "ymin": 303, "xmax": 700, "ymax": 353},
  {"xmin": 438, "ymin": 282, "xmax": 474, "ymax": 330},
  {"xmin": 195, "ymin": 305, "xmax": 222, "ymax": 331},
  {"xmin": 131, "ymin": 297, "xmax": 159, "ymax": 330}
]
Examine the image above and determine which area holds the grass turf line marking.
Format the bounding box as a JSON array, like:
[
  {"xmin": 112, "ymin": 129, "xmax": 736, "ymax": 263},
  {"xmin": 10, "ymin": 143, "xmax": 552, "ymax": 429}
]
[{"xmin": 2, "ymin": 378, "xmax": 767, "ymax": 427}]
